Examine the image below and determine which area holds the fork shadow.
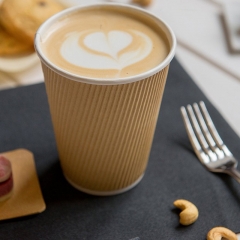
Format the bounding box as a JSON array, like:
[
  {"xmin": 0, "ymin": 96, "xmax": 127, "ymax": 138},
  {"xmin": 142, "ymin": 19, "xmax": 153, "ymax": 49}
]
[{"xmin": 177, "ymin": 139, "xmax": 197, "ymax": 157}]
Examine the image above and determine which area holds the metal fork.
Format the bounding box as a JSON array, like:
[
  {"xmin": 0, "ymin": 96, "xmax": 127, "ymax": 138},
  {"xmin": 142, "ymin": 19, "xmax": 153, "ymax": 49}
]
[{"xmin": 180, "ymin": 101, "xmax": 240, "ymax": 183}]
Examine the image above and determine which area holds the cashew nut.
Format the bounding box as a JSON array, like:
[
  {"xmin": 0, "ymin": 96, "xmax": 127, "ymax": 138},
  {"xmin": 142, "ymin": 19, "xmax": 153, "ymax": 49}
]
[
  {"xmin": 173, "ymin": 199, "xmax": 199, "ymax": 225},
  {"xmin": 207, "ymin": 227, "xmax": 237, "ymax": 240},
  {"xmin": 132, "ymin": 0, "xmax": 152, "ymax": 7}
]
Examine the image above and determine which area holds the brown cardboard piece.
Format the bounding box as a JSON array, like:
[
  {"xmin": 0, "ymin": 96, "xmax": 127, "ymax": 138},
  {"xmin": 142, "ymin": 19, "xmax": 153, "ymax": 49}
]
[{"xmin": 0, "ymin": 149, "xmax": 46, "ymax": 220}]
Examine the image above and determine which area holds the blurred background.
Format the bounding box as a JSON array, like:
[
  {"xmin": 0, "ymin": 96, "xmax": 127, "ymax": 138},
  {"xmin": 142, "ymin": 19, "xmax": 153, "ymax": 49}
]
[{"xmin": 0, "ymin": 0, "xmax": 240, "ymax": 136}]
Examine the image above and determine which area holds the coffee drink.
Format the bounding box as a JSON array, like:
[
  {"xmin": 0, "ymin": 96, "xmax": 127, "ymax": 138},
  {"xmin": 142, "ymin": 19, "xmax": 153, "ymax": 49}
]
[
  {"xmin": 35, "ymin": 3, "xmax": 175, "ymax": 195},
  {"xmin": 41, "ymin": 6, "xmax": 170, "ymax": 79}
]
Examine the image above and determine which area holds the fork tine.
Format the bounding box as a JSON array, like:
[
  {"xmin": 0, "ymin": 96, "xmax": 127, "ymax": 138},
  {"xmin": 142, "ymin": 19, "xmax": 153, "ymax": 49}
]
[
  {"xmin": 186, "ymin": 104, "xmax": 217, "ymax": 161},
  {"xmin": 181, "ymin": 102, "xmax": 240, "ymax": 181},
  {"xmin": 193, "ymin": 103, "xmax": 224, "ymax": 159},
  {"xmin": 186, "ymin": 105, "xmax": 209, "ymax": 150},
  {"xmin": 199, "ymin": 101, "xmax": 232, "ymax": 157},
  {"xmin": 180, "ymin": 106, "xmax": 210, "ymax": 164}
]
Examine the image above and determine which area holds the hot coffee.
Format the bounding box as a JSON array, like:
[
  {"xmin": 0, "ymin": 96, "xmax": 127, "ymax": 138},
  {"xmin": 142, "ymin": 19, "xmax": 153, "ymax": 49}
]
[
  {"xmin": 35, "ymin": 3, "xmax": 176, "ymax": 195},
  {"xmin": 40, "ymin": 6, "xmax": 170, "ymax": 79}
]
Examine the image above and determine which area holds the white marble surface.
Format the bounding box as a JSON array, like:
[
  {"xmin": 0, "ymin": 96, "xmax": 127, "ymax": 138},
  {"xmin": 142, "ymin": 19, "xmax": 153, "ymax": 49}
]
[
  {"xmin": 176, "ymin": 45, "xmax": 240, "ymax": 137},
  {"xmin": 0, "ymin": 0, "xmax": 239, "ymax": 137}
]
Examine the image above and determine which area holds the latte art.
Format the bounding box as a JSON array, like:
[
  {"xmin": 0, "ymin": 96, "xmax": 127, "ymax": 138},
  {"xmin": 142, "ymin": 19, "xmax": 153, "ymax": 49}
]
[
  {"xmin": 61, "ymin": 30, "xmax": 152, "ymax": 71},
  {"xmin": 41, "ymin": 7, "xmax": 170, "ymax": 79}
]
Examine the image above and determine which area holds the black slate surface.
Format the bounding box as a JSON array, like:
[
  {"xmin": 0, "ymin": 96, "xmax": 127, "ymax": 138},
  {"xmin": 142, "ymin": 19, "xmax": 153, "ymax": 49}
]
[{"xmin": 0, "ymin": 58, "xmax": 240, "ymax": 240}]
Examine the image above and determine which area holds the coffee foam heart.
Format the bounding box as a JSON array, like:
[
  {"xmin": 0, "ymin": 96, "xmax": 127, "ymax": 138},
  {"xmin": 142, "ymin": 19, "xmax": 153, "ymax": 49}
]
[
  {"xmin": 39, "ymin": 7, "xmax": 170, "ymax": 79},
  {"xmin": 60, "ymin": 30, "xmax": 153, "ymax": 71}
]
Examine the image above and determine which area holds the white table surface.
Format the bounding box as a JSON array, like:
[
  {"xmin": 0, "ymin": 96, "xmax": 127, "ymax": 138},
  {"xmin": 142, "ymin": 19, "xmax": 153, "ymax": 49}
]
[{"xmin": 0, "ymin": 0, "xmax": 239, "ymax": 137}]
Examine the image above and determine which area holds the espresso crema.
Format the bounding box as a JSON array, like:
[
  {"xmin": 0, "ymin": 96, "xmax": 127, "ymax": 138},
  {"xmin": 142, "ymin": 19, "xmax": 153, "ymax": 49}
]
[{"xmin": 41, "ymin": 6, "xmax": 170, "ymax": 79}]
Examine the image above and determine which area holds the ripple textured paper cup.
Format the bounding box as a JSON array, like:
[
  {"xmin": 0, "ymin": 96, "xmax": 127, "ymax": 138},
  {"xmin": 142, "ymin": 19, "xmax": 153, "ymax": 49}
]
[
  {"xmin": 42, "ymin": 65, "xmax": 169, "ymax": 195},
  {"xmin": 35, "ymin": 3, "xmax": 176, "ymax": 195}
]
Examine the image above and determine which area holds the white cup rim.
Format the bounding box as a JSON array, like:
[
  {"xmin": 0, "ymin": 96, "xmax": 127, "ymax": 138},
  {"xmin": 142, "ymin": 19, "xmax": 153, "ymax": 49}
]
[{"xmin": 35, "ymin": 3, "xmax": 176, "ymax": 85}]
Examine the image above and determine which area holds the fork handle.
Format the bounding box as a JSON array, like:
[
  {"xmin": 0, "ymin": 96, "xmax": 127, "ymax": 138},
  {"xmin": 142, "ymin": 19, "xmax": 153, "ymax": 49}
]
[{"xmin": 225, "ymin": 168, "xmax": 240, "ymax": 183}]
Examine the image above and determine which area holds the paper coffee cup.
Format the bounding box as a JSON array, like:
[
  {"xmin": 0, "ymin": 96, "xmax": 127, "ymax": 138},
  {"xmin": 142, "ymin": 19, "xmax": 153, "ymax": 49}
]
[{"xmin": 35, "ymin": 3, "xmax": 176, "ymax": 196}]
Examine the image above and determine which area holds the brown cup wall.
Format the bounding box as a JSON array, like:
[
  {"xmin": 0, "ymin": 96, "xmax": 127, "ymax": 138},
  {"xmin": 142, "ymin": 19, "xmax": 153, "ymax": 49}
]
[{"xmin": 42, "ymin": 64, "xmax": 169, "ymax": 192}]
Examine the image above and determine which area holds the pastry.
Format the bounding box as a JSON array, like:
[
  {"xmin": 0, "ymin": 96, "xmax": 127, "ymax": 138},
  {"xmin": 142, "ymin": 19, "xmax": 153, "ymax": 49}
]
[
  {"xmin": 0, "ymin": 0, "xmax": 64, "ymax": 45},
  {"xmin": 0, "ymin": 24, "xmax": 34, "ymax": 56}
]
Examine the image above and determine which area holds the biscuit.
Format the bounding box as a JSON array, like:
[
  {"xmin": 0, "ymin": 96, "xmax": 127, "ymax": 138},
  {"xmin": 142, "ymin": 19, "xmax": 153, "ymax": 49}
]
[
  {"xmin": 0, "ymin": 24, "xmax": 34, "ymax": 56},
  {"xmin": 0, "ymin": 0, "xmax": 64, "ymax": 45}
]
